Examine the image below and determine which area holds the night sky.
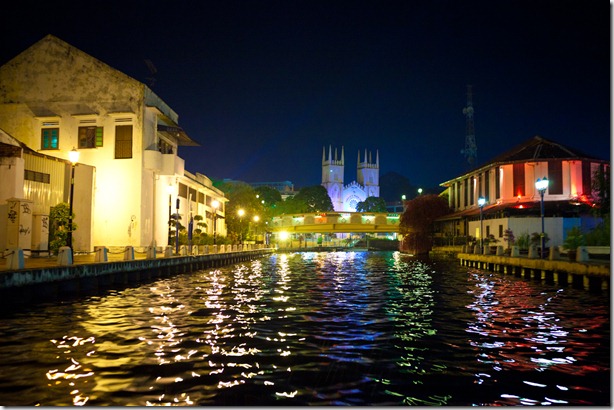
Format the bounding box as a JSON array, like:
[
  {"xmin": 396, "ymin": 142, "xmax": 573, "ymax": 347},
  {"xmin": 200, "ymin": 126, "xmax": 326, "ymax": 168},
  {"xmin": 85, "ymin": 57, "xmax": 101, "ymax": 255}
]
[{"xmin": 0, "ymin": 0, "xmax": 610, "ymax": 190}]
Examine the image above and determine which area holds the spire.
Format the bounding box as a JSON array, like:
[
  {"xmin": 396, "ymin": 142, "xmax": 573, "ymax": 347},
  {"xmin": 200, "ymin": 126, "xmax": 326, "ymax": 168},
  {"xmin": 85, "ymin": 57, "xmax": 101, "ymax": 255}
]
[
  {"xmin": 376, "ymin": 149, "xmax": 379, "ymax": 167},
  {"xmin": 369, "ymin": 150, "xmax": 372, "ymax": 164},
  {"xmin": 322, "ymin": 146, "xmax": 326, "ymax": 164},
  {"xmin": 341, "ymin": 146, "xmax": 344, "ymax": 165},
  {"xmin": 328, "ymin": 145, "xmax": 332, "ymax": 162}
]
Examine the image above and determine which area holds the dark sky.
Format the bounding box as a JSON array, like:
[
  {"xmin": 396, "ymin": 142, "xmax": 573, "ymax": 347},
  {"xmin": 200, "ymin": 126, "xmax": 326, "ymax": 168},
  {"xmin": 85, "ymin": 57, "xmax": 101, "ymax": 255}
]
[{"xmin": 1, "ymin": 0, "xmax": 610, "ymax": 190}]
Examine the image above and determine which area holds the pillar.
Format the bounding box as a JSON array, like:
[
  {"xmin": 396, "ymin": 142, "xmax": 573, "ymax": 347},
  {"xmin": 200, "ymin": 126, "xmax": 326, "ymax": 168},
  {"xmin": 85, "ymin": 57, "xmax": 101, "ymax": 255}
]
[{"xmin": 6, "ymin": 198, "xmax": 34, "ymax": 255}]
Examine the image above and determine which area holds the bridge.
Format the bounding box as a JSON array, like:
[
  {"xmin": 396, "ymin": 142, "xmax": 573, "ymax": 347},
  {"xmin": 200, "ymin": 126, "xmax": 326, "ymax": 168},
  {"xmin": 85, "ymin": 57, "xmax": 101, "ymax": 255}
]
[{"xmin": 268, "ymin": 212, "xmax": 401, "ymax": 234}]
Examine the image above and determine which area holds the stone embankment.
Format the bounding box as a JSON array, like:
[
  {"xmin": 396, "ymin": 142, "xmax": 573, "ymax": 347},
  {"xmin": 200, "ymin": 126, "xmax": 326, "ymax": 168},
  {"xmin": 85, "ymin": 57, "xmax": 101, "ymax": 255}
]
[
  {"xmin": 432, "ymin": 245, "xmax": 610, "ymax": 292},
  {"xmin": 0, "ymin": 244, "xmax": 274, "ymax": 303}
]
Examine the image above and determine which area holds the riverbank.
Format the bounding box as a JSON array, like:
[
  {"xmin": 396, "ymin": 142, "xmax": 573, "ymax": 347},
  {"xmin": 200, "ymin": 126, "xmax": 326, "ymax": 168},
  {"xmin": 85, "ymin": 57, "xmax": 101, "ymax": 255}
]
[{"xmin": 0, "ymin": 248, "xmax": 274, "ymax": 303}]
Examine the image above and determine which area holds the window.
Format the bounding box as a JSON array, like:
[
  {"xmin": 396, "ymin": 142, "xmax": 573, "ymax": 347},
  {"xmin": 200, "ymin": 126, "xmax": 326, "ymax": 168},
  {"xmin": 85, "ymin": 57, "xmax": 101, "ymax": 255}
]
[
  {"xmin": 548, "ymin": 160, "xmax": 563, "ymax": 195},
  {"xmin": 513, "ymin": 163, "xmax": 525, "ymax": 197},
  {"xmin": 115, "ymin": 125, "xmax": 133, "ymax": 159},
  {"xmin": 41, "ymin": 128, "xmax": 59, "ymax": 150},
  {"xmin": 78, "ymin": 126, "xmax": 103, "ymax": 148},
  {"xmin": 178, "ymin": 183, "xmax": 188, "ymax": 198},
  {"xmin": 24, "ymin": 169, "xmax": 50, "ymax": 183}
]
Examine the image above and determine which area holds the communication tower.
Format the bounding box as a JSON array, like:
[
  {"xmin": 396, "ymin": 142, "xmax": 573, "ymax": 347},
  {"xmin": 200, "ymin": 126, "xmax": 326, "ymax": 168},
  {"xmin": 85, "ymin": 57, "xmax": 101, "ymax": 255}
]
[{"xmin": 461, "ymin": 85, "xmax": 477, "ymax": 168}]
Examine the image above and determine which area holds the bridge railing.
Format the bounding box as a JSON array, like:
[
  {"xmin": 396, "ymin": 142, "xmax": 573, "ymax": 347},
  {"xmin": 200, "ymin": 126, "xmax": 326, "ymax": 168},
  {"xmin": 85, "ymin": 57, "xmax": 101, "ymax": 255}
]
[{"xmin": 270, "ymin": 212, "xmax": 401, "ymax": 231}]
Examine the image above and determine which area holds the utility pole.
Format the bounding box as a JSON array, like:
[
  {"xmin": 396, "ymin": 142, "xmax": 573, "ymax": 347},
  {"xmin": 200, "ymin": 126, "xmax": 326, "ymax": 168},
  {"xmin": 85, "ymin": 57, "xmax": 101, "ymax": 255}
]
[{"xmin": 461, "ymin": 85, "xmax": 477, "ymax": 169}]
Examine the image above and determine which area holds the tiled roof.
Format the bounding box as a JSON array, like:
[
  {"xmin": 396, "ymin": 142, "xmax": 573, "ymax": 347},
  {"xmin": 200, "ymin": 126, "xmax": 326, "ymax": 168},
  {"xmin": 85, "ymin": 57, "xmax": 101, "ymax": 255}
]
[{"xmin": 487, "ymin": 135, "xmax": 597, "ymax": 164}]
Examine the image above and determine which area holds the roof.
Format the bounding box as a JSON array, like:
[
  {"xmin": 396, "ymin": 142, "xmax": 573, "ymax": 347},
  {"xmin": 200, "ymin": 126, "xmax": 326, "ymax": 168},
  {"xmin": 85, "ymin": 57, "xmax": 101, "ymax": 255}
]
[
  {"xmin": 487, "ymin": 135, "xmax": 598, "ymax": 164},
  {"xmin": 441, "ymin": 136, "xmax": 607, "ymax": 186}
]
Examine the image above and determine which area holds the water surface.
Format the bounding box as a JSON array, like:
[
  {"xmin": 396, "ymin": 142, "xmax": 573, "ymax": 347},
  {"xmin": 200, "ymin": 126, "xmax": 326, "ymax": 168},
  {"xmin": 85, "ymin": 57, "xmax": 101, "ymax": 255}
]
[{"xmin": 0, "ymin": 251, "xmax": 609, "ymax": 405}]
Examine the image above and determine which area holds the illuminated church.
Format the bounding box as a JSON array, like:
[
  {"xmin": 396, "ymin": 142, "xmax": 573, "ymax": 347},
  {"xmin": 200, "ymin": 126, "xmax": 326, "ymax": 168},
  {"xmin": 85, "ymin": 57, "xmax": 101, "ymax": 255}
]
[{"xmin": 321, "ymin": 145, "xmax": 380, "ymax": 212}]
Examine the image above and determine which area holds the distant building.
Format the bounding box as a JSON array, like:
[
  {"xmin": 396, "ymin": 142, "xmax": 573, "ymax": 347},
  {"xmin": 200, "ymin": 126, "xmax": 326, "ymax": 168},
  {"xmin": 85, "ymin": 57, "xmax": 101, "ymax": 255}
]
[
  {"xmin": 322, "ymin": 145, "xmax": 380, "ymax": 212},
  {"xmin": 248, "ymin": 180, "xmax": 296, "ymax": 199},
  {"xmin": 434, "ymin": 136, "xmax": 609, "ymax": 248},
  {"xmin": 0, "ymin": 35, "xmax": 227, "ymax": 253}
]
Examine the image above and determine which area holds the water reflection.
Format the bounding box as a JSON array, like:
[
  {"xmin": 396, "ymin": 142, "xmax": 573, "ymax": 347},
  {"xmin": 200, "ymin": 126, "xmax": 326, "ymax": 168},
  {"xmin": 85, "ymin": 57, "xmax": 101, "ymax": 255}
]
[
  {"xmin": 465, "ymin": 269, "xmax": 609, "ymax": 405},
  {"xmin": 0, "ymin": 251, "xmax": 608, "ymax": 406}
]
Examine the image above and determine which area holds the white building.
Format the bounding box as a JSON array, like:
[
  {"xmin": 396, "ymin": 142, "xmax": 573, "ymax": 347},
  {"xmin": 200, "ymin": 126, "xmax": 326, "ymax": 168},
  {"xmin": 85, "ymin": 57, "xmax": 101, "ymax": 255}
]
[
  {"xmin": 321, "ymin": 145, "xmax": 379, "ymax": 212},
  {"xmin": 0, "ymin": 35, "xmax": 227, "ymax": 254},
  {"xmin": 436, "ymin": 136, "xmax": 609, "ymax": 248}
]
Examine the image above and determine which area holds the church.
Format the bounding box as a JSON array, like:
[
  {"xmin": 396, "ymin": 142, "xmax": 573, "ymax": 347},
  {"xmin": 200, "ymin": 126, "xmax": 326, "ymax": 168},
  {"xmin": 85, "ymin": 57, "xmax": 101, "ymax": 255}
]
[{"xmin": 321, "ymin": 145, "xmax": 380, "ymax": 212}]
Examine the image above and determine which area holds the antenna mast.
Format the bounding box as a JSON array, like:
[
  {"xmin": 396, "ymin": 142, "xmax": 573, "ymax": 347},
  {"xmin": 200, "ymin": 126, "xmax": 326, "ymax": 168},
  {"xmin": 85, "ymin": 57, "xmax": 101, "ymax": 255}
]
[{"xmin": 461, "ymin": 85, "xmax": 477, "ymax": 168}]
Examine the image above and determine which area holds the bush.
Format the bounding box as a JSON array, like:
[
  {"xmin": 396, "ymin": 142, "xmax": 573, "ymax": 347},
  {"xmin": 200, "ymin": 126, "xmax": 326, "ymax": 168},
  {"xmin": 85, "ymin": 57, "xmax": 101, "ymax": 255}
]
[
  {"xmin": 48, "ymin": 202, "xmax": 76, "ymax": 255},
  {"xmin": 514, "ymin": 232, "xmax": 530, "ymax": 250},
  {"xmin": 563, "ymin": 226, "xmax": 586, "ymax": 251},
  {"xmin": 585, "ymin": 216, "xmax": 610, "ymax": 246}
]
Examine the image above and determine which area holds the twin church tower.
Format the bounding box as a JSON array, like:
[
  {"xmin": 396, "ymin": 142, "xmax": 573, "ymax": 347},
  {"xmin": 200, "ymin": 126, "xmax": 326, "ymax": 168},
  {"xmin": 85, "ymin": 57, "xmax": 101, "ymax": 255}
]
[{"xmin": 321, "ymin": 145, "xmax": 380, "ymax": 212}]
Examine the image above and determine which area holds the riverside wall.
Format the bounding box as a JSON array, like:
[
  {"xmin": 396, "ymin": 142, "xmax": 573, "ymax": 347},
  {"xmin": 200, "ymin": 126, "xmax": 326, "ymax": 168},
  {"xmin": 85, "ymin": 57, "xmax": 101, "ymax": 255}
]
[
  {"xmin": 0, "ymin": 248, "xmax": 274, "ymax": 304},
  {"xmin": 456, "ymin": 252, "xmax": 609, "ymax": 292}
]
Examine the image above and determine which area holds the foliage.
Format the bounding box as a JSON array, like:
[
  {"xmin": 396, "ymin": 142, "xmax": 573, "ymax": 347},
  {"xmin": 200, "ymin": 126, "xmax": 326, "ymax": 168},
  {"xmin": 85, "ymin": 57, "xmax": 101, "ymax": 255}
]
[
  {"xmin": 217, "ymin": 180, "xmax": 265, "ymax": 243},
  {"xmin": 399, "ymin": 194, "xmax": 451, "ymax": 254},
  {"xmin": 483, "ymin": 234, "xmax": 498, "ymax": 245},
  {"xmin": 530, "ymin": 231, "xmax": 550, "ymax": 247},
  {"xmin": 255, "ymin": 186, "xmax": 282, "ymax": 207},
  {"xmin": 379, "ymin": 171, "xmax": 416, "ymax": 202},
  {"xmin": 585, "ymin": 215, "xmax": 610, "ymax": 246},
  {"xmin": 563, "ymin": 226, "xmax": 586, "ymax": 250},
  {"xmin": 356, "ymin": 196, "xmax": 387, "ymax": 212},
  {"xmin": 591, "ymin": 166, "xmax": 610, "ymax": 217},
  {"xmin": 503, "ymin": 228, "xmax": 515, "ymax": 248},
  {"xmin": 514, "ymin": 232, "xmax": 530, "ymax": 250},
  {"xmin": 292, "ymin": 185, "xmax": 334, "ymax": 213},
  {"xmin": 48, "ymin": 202, "xmax": 76, "ymax": 255}
]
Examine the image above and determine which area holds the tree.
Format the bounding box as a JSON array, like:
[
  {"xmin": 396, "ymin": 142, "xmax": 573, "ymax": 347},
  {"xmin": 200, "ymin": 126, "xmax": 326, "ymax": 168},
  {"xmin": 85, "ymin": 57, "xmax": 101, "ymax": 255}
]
[
  {"xmin": 217, "ymin": 180, "xmax": 265, "ymax": 243},
  {"xmin": 592, "ymin": 166, "xmax": 610, "ymax": 217},
  {"xmin": 292, "ymin": 185, "xmax": 334, "ymax": 213},
  {"xmin": 255, "ymin": 185, "xmax": 282, "ymax": 206},
  {"xmin": 399, "ymin": 194, "xmax": 451, "ymax": 254},
  {"xmin": 379, "ymin": 171, "xmax": 415, "ymax": 202},
  {"xmin": 356, "ymin": 196, "xmax": 387, "ymax": 212}
]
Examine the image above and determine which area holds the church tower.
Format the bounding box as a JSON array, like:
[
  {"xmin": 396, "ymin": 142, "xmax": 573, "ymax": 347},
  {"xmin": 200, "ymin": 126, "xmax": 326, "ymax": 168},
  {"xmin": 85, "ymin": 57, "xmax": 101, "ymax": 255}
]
[
  {"xmin": 322, "ymin": 145, "xmax": 344, "ymax": 211},
  {"xmin": 357, "ymin": 149, "xmax": 380, "ymax": 198}
]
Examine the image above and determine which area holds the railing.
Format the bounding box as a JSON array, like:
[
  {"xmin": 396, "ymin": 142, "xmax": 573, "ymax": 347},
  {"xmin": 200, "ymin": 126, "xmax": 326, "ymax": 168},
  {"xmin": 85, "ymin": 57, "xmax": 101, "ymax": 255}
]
[{"xmin": 269, "ymin": 212, "xmax": 401, "ymax": 233}]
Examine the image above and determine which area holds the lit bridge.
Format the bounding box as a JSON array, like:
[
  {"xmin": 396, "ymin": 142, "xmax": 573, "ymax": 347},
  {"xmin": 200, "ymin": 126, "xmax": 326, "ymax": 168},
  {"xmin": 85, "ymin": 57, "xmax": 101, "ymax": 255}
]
[{"xmin": 269, "ymin": 212, "xmax": 401, "ymax": 234}]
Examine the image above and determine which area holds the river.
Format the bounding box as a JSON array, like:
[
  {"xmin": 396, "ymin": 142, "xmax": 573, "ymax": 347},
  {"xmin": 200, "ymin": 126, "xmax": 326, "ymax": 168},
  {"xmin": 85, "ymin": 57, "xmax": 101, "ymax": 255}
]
[{"xmin": 0, "ymin": 251, "xmax": 609, "ymax": 405}]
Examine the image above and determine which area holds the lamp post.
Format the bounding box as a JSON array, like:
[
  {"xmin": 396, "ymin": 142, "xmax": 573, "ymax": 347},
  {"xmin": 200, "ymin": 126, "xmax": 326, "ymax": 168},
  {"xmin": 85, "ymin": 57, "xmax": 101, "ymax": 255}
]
[
  {"xmin": 237, "ymin": 208, "xmax": 245, "ymax": 244},
  {"xmin": 67, "ymin": 147, "xmax": 80, "ymax": 250},
  {"xmin": 212, "ymin": 200, "xmax": 219, "ymax": 245},
  {"xmin": 175, "ymin": 198, "xmax": 180, "ymax": 254},
  {"xmin": 166, "ymin": 185, "xmax": 173, "ymax": 247},
  {"xmin": 478, "ymin": 197, "xmax": 486, "ymax": 249},
  {"xmin": 535, "ymin": 177, "xmax": 549, "ymax": 258},
  {"xmin": 253, "ymin": 215, "xmax": 260, "ymax": 244}
]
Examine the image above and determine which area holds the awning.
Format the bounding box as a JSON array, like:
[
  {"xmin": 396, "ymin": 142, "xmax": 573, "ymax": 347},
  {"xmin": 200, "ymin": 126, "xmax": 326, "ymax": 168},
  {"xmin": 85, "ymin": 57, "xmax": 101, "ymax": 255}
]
[{"xmin": 157, "ymin": 124, "xmax": 200, "ymax": 147}]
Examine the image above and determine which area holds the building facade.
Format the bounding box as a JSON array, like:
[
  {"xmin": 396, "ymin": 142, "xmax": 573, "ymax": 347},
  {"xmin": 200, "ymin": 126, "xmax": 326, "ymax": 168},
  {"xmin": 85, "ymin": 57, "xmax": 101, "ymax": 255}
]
[
  {"xmin": 436, "ymin": 136, "xmax": 609, "ymax": 248},
  {"xmin": 0, "ymin": 35, "xmax": 226, "ymax": 253},
  {"xmin": 321, "ymin": 145, "xmax": 380, "ymax": 212}
]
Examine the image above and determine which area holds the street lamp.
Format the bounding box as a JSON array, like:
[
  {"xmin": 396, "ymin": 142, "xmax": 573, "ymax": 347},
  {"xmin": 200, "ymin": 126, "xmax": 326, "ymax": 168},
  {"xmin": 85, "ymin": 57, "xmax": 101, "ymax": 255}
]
[
  {"xmin": 535, "ymin": 177, "xmax": 549, "ymax": 258},
  {"xmin": 253, "ymin": 215, "xmax": 260, "ymax": 243},
  {"xmin": 237, "ymin": 208, "xmax": 245, "ymax": 244},
  {"xmin": 478, "ymin": 197, "xmax": 486, "ymax": 249},
  {"xmin": 212, "ymin": 200, "xmax": 219, "ymax": 245},
  {"xmin": 166, "ymin": 184, "xmax": 173, "ymax": 247},
  {"xmin": 67, "ymin": 147, "xmax": 79, "ymax": 251},
  {"xmin": 175, "ymin": 197, "xmax": 180, "ymax": 254}
]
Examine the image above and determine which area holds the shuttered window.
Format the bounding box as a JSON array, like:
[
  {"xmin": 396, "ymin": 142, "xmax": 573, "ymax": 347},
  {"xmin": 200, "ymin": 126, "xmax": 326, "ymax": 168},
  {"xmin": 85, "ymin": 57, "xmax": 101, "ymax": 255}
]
[
  {"xmin": 78, "ymin": 126, "xmax": 103, "ymax": 148},
  {"xmin": 41, "ymin": 128, "xmax": 59, "ymax": 150},
  {"xmin": 115, "ymin": 125, "xmax": 133, "ymax": 159}
]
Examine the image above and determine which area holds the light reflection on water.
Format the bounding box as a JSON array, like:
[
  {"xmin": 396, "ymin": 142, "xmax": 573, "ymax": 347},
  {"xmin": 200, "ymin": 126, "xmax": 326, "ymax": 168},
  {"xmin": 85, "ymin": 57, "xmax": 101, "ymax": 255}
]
[{"xmin": 0, "ymin": 251, "xmax": 608, "ymax": 406}]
